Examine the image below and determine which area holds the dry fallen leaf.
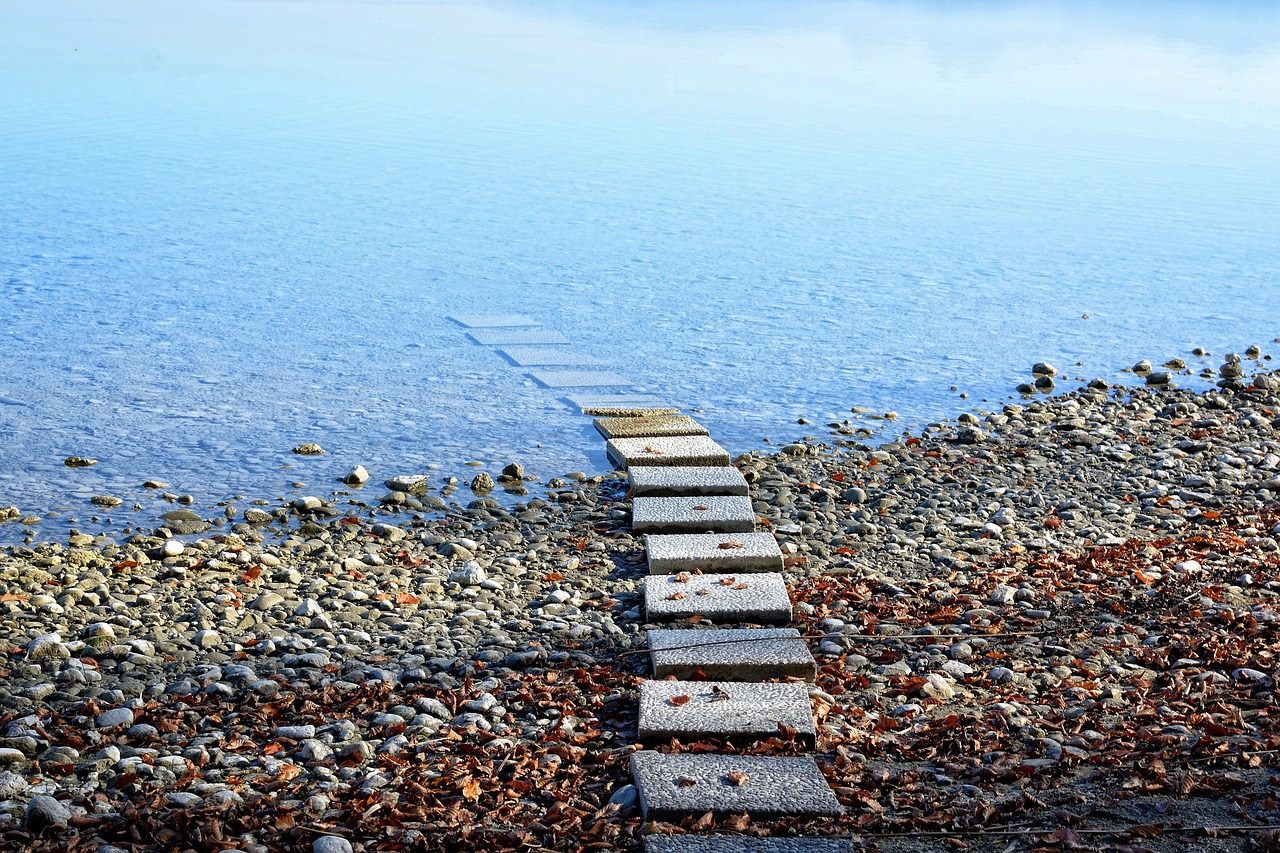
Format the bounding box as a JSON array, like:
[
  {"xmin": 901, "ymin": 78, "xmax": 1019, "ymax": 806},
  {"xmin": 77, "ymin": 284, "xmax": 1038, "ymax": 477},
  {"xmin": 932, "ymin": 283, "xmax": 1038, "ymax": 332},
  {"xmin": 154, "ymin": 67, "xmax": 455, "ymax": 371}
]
[
  {"xmin": 668, "ymin": 695, "xmax": 691, "ymax": 707},
  {"xmin": 461, "ymin": 776, "xmax": 482, "ymax": 802},
  {"xmin": 666, "ymin": 592, "xmax": 686, "ymax": 601},
  {"xmin": 673, "ymin": 572, "xmax": 691, "ymax": 583},
  {"xmin": 717, "ymin": 577, "xmax": 738, "ymax": 586},
  {"xmin": 776, "ymin": 721, "xmax": 798, "ymax": 740},
  {"xmin": 643, "ymin": 445, "xmax": 665, "ymax": 454},
  {"xmin": 675, "ymin": 775, "xmax": 697, "ymax": 787},
  {"xmin": 718, "ymin": 541, "xmax": 743, "ymax": 549},
  {"xmin": 693, "ymin": 505, "xmax": 710, "ymax": 511},
  {"xmin": 732, "ymin": 583, "xmax": 748, "ymax": 590},
  {"xmin": 709, "ymin": 685, "xmax": 731, "ymax": 702},
  {"xmin": 696, "ymin": 589, "xmax": 710, "ymax": 596},
  {"xmin": 726, "ymin": 771, "xmax": 749, "ymax": 786}
]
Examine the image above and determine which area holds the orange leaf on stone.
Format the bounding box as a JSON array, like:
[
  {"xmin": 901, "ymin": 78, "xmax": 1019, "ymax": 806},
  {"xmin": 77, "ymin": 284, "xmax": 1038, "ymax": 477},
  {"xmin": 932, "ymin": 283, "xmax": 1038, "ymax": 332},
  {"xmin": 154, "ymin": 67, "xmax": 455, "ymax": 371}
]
[
  {"xmin": 726, "ymin": 771, "xmax": 749, "ymax": 787},
  {"xmin": 668, "ymin": 695, "xmax": 691, "ymax": 707}
]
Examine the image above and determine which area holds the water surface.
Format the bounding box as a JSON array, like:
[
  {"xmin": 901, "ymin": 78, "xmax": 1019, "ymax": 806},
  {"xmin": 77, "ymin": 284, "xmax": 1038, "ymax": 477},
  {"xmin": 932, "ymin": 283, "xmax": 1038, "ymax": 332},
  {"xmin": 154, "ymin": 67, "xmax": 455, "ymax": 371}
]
[{"xmin": 2, "ymin": 1, "xmax": 1278, "ymax": 541}]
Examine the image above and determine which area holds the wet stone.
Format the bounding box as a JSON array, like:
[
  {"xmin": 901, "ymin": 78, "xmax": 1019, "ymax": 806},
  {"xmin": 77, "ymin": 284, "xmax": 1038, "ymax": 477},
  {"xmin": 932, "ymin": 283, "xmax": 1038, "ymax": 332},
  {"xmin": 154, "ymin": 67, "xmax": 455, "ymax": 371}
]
[
  {"xmin": 629, "ymin": 465, "xmax": 749, "ymax": 498},
  {"xmin": 629, "ymin": 751, "xmax": 842, "ymax": 820},
  {"xmin": 638, "ymin": 680, "xmax": 815, "ymax": 741},
  {"xmin": 608, "ymin": 435, "xmax": 732, "ymax": 468},
  {"xmin": 645, "ymin": 837, "xmax": 853, "ymax": 853},
  {"xmin": 529, "ymin": 369, "xmax": 631, "ymax": 388},
  {"xmin": 449, "ymin": 314, "xmax": 539, "ymax": 328},
  {"xmin": 594, "ymin": 415, "xmax": 709, "ymax": 440},
  {"xmin": 499, "ymin": 347, "xmax": 605, "ymax": 367},
  {"xmin": 467, "ymin": 329, "xmax": 570, "ymax": 346},
  {"xmin": 644, "ymin": 572, "xmax": 792, "ymax": 623},
  {"xmin": 645, "ymin": 532, "xmax": 784, "ymax": 575},
  {"xmin": 631, "ymin": 495, "xmax": 756, "ymax": 535},
  {"xmin": 648, "ymin": 628, "xmax": 817, "ymax": 682}
]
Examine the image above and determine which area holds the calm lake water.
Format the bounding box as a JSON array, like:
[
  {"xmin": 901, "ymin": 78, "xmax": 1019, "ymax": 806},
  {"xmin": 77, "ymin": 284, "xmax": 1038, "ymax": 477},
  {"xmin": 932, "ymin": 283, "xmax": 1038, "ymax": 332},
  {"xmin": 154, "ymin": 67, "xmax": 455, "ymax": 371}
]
[{"xmin": 2, "ymin": 1, "xmax": 1278, "ymax": 541}]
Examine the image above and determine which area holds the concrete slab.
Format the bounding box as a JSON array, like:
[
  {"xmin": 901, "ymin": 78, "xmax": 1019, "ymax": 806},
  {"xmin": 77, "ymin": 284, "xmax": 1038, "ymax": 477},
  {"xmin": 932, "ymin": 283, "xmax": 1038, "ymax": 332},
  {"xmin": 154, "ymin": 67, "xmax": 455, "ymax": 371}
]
[
  {"xmin": 567, "ymin": 395, "xmax": 679, "ymax": 417},
  {"xmin": 644, "ymin": 572, "xmax": 792, "ymax": 623},
  {"xmin": 594, "ymin": 415, "xmax": 708, "ymax": 440},
  {"xmin": 645, "ymin": 532, "xmax": 784, "ymax": 575},
  {"xmin": 638, "ymin": 680, "xmax": 815, "ymax": 741},
  {"xmin": 629, "ymin": 466, "xmax": 748, "ymax": 498},
  {"xmin": 646, "ymin": 836, "xmax": 852, "ymax": 853},
  {"xmin": 648, "ymin": 628, "xmax": 817, "ymax": 682},
  {"xmin": 530, "ymin": 370, "xmax": 631, "ymax": 388},
  {"xmin": 607, "ymin": 435, "xmax": 732, "ymax": 469},
  {"xmin": 499, "ymin": 347, "xmax": 605, "ymax": 367},
  {"xmin": 449, "ymin": 314, "xmax": 539, "ymax": 328},
  {"xmin": 632, "ymin": 495, "xmax": 756, "ymax": 535},
  {"xmin": 468, "ymin": 329, "xmax": 571, "ymax": 346},
  {"xmin": 630, "ymin": 751, "xmax": 842, "ymax": 820}
]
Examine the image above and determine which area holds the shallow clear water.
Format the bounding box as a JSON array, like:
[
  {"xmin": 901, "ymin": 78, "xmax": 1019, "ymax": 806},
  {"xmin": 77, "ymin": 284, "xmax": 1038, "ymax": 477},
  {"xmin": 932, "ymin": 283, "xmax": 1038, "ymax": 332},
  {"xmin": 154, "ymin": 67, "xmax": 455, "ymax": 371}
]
[{"xmin": 2, "ymin": 1, "xmax": 1279, "ymax": 541}]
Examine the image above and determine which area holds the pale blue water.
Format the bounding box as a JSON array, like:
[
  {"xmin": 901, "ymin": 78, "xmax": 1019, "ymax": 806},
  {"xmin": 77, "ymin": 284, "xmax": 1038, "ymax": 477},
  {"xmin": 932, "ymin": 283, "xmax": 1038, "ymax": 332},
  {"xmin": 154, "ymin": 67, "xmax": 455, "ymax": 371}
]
[{"xmin": 2, "ymin": 1, "xmax": 1279, "ymax": 541}]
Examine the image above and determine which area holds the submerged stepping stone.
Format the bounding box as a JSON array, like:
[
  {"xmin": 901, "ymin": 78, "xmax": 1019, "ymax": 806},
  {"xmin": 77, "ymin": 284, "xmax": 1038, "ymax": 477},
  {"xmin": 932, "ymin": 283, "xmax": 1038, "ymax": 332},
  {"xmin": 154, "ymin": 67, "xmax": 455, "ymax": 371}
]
[
  {"xmin": 529, "ymin": 369, "xmax": 631, "ymax": 388},
  {"xmin": 644, "ymin": 572, "xmax": 792, "ymax": 623},
  {"xmin": 646, "ymin": 532, "xmax": 784, "ymax": 574},
  {"xmin": 607, "ymin": 435, "xmax": 731, "ymax": 469},
  {"xmin": 499, "ymin": 347, "xmax": 605, "ymax": 367},
  {"xmin": 594, "ymin": 415, "xmax": 708, "ymax": 440},
  {"xmin": 631, "ymin": 495, "xmax": 755, "ymax": 535},
  {"xmin": 468, "ymin": 329, "xmax": 570, "ymax": 346},
  {"xmin": 638, "ymin": 680, "xmax": 815, "ymax": 741},
  {"xmin": 646, "ymin": 838, "xmax": 852, "ymax": 853},
  {"xmin": 567, "ymin": 394, "xmax": 678, "ymax": 416},
  {"xmin": 630, "ymin": 751, "xmax": 842, "ymax": 820},
  {"xmin": 449, "ymin": 314, "xmax": 539, "ymax": 328},
  {"xmin": 629, "ymin": 466, "xmax": 748, "ymax": 498},
  {"xmin": 648, "ymin": 628, "xmax": 817, "ymax": 682}
]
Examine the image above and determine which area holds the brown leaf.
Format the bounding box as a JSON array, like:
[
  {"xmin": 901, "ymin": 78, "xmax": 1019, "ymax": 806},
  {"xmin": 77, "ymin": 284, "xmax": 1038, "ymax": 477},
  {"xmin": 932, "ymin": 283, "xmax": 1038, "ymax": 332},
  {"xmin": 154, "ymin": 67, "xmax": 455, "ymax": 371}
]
[
  {"xmin": 643, "ymin": 446, "xmax": 665, "ymax": 455},
  {"xmin": 732, "ymin": 583, "xmax": 748, "ymax": 590},
  {"xmin": 691, "ymin": 811, "xmax": 715, "ymax": 831},
  {"xmin": 776, "ymin": 722, "xmax": 798, "ymax": 740},
  {"xmin": 668, "ymin": 695, "xmax": 691, "ymax": 707},
  {"xmin": 717, "ymin": 577, "xmax": 738, "ymax": 586},
  {"xmin": 693, "ymin": 505, "xmax": 710, "ymax": 511},
  {"xmin": 726, "ymin": 771, "xmax": 749, "ymax": 786},
  {"xmin": 673, "ymin": 572, "xmax": 691, "ymax": 583},
  {"xmin": 666, "ymin": 592, "xmax": 686, "ymax": 601},
  {"xmin": 721, "ymin": 812, "xmax": 750, "ymax": 831},
  {"xmin": 461, "ymin": 776, "xmax": 482, "ymax": 802},
  {"xmin": 717, "ymin": 541, "xmax": 743, "ymax": 549},
  {"xmin": 675, "ymin": 775, "xmax": 697, "ymax": 787}
]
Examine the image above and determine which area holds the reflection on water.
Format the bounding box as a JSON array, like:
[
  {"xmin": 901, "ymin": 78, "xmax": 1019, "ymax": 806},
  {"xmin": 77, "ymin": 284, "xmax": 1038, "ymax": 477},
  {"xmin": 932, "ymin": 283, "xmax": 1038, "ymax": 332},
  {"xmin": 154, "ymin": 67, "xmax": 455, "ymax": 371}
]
[{"xmin": 0, "ymin": 1, "xmax": 1278, "ymax": 540}]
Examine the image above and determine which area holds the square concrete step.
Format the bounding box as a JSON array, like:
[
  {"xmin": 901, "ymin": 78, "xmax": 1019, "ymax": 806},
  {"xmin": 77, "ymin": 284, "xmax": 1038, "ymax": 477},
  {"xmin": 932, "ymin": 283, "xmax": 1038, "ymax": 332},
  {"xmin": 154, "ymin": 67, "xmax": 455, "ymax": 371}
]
[
  {"xmin": 646, "ymin": 532, "xmax": 784, "ymax": 575},
  {"xmin": 630, "ymin": 751, "xmax": 842, "ymax": 820},
  {"xmin": 631, "ymin": 496, "xmax": 756, "ymax": 535},
  {"xmin": 530, "ymin": 369, "xmax": 631, "ymax": 388},
  {"xmin": 648, "ymin": 628, "xmax": 817, "ymax": 682},
  {"xmin": 607, "ymin": 435, "xmax": 731, "ymax": 469},
  {"xmin": 638, "ymin": 680, "xmax": 815, "ymax": 741},
  {"xmin": 594, "ymin": 415, "xmax": 709, "ymax": 440},
  {"xmin": 567, "ymin": 394, "xmax": 679, "ymax": 416},
  {"xmin": 644, "ymin": 572, "xmax": 792, "ymax": 623},
  {"xmin": 646, "ymin": 836, "xmax": 852, "ymax": 853},
  {"xmin": 629, "ymin": 466, "xmax": 748, "ymax": 498},
  {"xmin": 468, "ymin": 329, "xmax": 570, "ymax": 346},
  {"xmin": 499, "ymin": 347, "xmax": 605, "ymax": 367},
  {"xmin": 449, "ymin": 314, "xmax": 539, "ymax": 328}
]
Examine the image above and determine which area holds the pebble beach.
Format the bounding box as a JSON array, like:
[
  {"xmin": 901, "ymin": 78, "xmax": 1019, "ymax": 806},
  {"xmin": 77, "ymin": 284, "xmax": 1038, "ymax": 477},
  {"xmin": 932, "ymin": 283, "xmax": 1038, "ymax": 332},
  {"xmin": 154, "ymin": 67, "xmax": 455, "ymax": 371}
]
[{"xmin": 3, "ymin": 353, "xmax": 1280, "ymax": 851}]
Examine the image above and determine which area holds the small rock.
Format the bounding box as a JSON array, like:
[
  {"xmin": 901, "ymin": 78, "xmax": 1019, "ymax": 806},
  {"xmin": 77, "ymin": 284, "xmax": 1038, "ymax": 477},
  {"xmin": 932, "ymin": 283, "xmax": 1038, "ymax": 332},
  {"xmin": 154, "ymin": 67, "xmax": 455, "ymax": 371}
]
[
  {"xmin": 449, "ymin": 562, "xmax": 487, "ymax": 587},
  {"xmin": 161, "ymin": 539, "xmax": 185, "ymax": 558},
  {"xmin": 293, "ymin": 443, "xmax": 325, "ymax": 455},
  {"xmin": 91, "ymin": 495, "xmax": 123, "ymax": 508},
  {"xmin": 1031, "ymin": 362, "xmax": 1057, "ymax": 377},
  {"xmin": 193, "ymin": 630, "xmax": 221, "ymax": 649},
  {"xmin": 95, "ymin": 708, "xmax": 135, "ymax": 729},
  {"xmin": 343, "ymin": 465, "xmax": 370, "ymax": 486},
  {"xmin": 64, "ymin": 456, "xmax": 97, "ymax": 468},
  {"xmin": 313, "ymin": 837, "xmax": 354, "ymax": 853},
  {"xmin": 25, "ymin": 795, "xmax": 70, "ymax": 831},
  {"xmin": 499, "ymin": 462, "xmax": 525, "ymax": 482},
  {"xmin": 470, "ymin": 472, "xmax": 495, "ymax": 493},
  {"xmin": 27, "ymin": 633, "xmax": 70, "ymax": 661}
]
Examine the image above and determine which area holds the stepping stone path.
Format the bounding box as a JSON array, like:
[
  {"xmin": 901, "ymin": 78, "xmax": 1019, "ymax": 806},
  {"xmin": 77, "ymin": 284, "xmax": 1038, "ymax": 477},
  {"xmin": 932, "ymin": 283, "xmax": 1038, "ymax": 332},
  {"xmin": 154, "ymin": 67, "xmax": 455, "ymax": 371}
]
[
  {"xmin": 631, "ymin": 495, "xmax": 757, "ymax": 535},
  {"xmin": 628, "ymin": 465, "xmax": 749, "ymax": 497},
  {"xmin": 607, "ymin": 435, "xmax": 732, "ymax": 468},
  {"xmin": 644, "ymin": 572, "xmax": 792, "ymax": 623},
  {"xmin": 594, "ymin": 415, "xmax": 709, "ymax": 440},
  {"xmin": 529, "ymin": 369, "xmax": 631, "ymax": 388},
  {"xmin": 645, "ymin": 532, "xmax": 784, "ymax": 574},
  {"xmin": 586, "ymin": 410, "xmax": 843, "ymax": 840}
]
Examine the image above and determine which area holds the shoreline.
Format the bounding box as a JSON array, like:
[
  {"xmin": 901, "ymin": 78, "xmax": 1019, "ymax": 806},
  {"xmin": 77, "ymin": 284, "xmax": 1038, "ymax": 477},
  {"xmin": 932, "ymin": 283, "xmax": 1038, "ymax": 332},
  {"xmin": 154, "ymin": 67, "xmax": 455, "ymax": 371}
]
[{"xmin": 1, "ymin": 364, "xmax": 1279, "ymax": 848}]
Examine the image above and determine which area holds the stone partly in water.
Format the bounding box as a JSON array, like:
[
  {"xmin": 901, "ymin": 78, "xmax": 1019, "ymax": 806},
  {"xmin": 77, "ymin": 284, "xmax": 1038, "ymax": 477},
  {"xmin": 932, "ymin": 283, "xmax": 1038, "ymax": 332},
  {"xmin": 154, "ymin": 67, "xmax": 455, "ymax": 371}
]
[
  {"xmin": 343, "ymin": 465, "xmax": 370, "ymax": 486},
  {"xmin": 63, "ymin": 456, "xmax": 97, "ymax": 468},
  {"xmin": 470, "ymin": 472, "xmax": 495, "ymax": 493},
  {"xmin": 90, "ymin": 495, "xmax": 123, "ymax": 508},
  {"xmin": 292, "ymin": 443, "xmax": 325, "ymax": 455}
]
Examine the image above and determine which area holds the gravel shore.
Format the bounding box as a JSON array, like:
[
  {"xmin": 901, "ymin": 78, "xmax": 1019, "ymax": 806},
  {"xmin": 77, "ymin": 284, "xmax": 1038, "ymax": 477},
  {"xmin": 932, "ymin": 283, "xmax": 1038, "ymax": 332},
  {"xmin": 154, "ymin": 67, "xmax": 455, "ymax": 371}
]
[{"xmin": 2, "ymin": 362, "xmax": 1280, "ymax": 851}]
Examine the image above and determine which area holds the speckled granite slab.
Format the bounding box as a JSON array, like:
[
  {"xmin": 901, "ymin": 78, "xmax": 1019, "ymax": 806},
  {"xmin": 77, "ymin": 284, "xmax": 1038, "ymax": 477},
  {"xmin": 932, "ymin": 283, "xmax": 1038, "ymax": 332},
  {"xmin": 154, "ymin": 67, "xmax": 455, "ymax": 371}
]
[
  {"xmin": 630, "ymin": 751, "xmax": 842, "ymax": 820},
  {"xmin": 638, "ymin": 680, "xmax": 815, "ymax": 740},
  {"xmin": 648, "ymin": 627, "xmax": 816, "ymax": 682}
]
